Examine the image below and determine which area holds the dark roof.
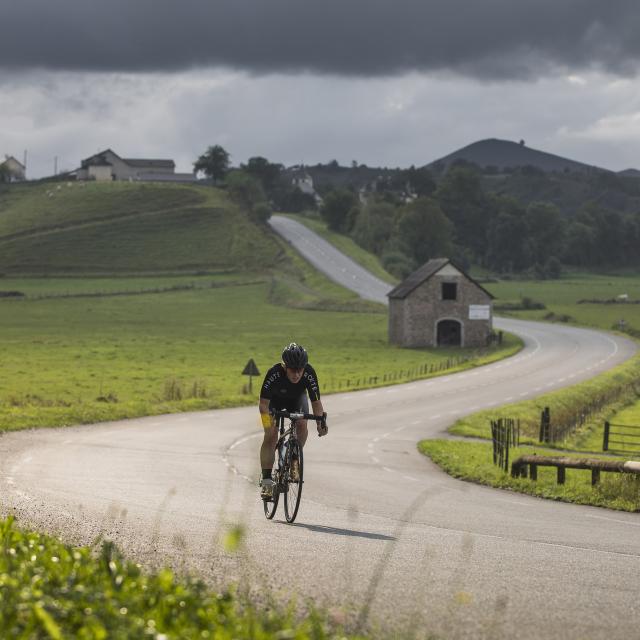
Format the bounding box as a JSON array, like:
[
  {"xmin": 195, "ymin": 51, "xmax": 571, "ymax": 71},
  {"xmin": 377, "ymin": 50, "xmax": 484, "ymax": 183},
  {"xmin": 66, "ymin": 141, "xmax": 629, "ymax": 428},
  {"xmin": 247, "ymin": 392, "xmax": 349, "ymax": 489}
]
[
  {"xmin": 387, "ymin": 258, "xmax": 494, "ymax": 300},
  {"xmin": 81, "ymin": 149, "xmax": 175, "ymax": 170},
  {"xmin": 124, "ymin": 158, "xmax": 175, "ymax": 168},
  {"xmin": 81, "ymin": 149, "xmax": 120, "ymax": 167}
]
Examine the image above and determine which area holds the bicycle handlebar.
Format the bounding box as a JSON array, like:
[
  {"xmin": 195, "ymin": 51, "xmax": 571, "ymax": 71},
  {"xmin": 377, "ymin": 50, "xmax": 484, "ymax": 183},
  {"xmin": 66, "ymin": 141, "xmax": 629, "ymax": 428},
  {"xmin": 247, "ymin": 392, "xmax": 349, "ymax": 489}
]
[{"xmin": 270, "ymin": 409, "xmax": 326, "ymax": 423}]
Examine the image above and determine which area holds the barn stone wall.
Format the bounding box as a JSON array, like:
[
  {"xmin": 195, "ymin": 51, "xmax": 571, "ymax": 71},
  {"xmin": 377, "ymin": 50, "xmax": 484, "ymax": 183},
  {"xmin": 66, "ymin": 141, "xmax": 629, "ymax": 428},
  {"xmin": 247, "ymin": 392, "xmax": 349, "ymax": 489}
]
[{"xmin": 389, "ymin": 272, "xmax": 492, "ymax": 348}]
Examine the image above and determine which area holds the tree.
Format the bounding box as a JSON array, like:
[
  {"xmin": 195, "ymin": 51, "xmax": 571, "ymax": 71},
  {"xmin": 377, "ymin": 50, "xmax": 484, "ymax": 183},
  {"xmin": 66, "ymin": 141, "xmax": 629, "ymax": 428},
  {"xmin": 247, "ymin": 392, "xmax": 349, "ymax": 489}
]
[
  {"xmin": 320, "ymin": 188, "xmax": 359, "ymax": 232},
  {"xmin": 395, "ymin": 197, "xmax": 454, "ymax": 265},
  {"xmin": 435, "ymin": 166, "xmax": 489, "ymax": 259},
  {"xmin": 525, "ymin": 202, "xmax": 565, "ymax": 265},
  {"xmin": 241, "ymin": 156, "xmax": 283, "ymax": 193},
  {"xmin": 485, "ymin": 197, "xmax": 532, "ymax": 272},
  {"xmin": 193, "ymin": 145, "xmax": 230, "ymax": 182},
  {"xmin": 226, "ymin": 171, "xmax": 267, "ymax": 210},
  {"xmin": 351, "ymin": 200, "xmax": 395, "ymax": 255},
  {"xmin": 403, "ymin": 166, "xmax": 436, "ymax": 197}
]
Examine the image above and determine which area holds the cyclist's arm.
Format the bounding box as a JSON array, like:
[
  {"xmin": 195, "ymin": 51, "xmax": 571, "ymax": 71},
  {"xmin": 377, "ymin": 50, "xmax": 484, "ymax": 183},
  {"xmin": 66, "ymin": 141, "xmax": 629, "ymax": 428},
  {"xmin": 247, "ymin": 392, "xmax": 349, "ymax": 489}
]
[
  {"xmin": 259, "ymin": 397, "xmax": 274, "ymax": 428},
  {"xmin": 311, "ymin": 399, "xmax": 324, "ymax": 419}
]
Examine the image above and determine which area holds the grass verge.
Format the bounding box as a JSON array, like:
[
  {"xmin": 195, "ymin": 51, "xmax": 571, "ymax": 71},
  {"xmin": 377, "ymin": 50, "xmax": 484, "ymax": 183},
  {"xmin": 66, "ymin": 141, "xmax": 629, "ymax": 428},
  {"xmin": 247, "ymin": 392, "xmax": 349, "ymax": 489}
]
[
  {"xmin": 449, "ymin": 351, "xmax": 640, "ymax": 451},
  {"xmin": 418, "ymin": 440, "xmax": 640, "ymax": 512},
  {"xmin": 0, "ymin": 516, "xmax": 361, "ymax": 639}
]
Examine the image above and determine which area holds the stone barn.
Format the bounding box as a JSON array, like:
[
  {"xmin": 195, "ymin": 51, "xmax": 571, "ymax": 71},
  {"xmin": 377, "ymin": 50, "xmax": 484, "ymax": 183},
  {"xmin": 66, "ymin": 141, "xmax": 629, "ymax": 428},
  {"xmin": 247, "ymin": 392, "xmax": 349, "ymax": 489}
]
[{"xmin": 388, "ymin": 258, "xmax": 494, "ymax": 348}]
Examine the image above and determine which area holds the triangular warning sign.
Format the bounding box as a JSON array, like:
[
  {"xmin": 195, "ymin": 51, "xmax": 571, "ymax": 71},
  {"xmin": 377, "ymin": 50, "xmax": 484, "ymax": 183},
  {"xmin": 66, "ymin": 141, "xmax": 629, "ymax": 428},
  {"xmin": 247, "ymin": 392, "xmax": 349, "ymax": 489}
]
[{"xmin": 242, "ymin": 358, "xmax": 260, "ymax": 376}]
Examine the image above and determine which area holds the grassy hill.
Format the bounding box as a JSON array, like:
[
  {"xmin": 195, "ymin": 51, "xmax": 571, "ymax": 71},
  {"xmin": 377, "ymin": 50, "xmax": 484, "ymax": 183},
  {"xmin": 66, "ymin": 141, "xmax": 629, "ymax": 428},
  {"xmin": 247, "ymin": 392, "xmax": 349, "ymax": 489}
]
[{"xmin": 0, "ymin": 182, "xmax": 281, "ymax": 275}]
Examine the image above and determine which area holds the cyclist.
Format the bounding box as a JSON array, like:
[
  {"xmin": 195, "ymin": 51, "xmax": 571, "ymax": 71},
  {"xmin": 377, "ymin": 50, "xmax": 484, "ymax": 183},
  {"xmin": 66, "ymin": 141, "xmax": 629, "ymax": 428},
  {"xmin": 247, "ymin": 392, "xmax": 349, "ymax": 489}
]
[{"xmin": 259, "ymin": 342, "xmax": 327, "ymax": 498}]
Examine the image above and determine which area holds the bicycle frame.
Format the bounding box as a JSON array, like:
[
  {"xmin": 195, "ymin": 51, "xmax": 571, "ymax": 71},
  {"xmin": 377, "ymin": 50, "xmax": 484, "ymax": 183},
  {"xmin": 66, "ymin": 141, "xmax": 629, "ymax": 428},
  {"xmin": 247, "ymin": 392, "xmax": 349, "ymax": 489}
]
[{"xmin": 263, "ymin": 409, "xmax": 316, "ymax": 522}]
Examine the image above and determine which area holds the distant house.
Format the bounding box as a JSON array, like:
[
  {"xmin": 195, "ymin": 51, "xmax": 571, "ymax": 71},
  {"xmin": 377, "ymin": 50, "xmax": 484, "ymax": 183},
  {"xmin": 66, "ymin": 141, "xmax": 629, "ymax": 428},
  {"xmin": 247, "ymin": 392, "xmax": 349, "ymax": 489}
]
[
  {"xmin": 75, "ymin": 149, "xmax": 195, "ymax": 182},
  {"xmin": 0, "ymin": 155, "xmax": 26, "ymax": 181},
  {"xmin": 387, "ymin": 258, "xmax": 494, "ymax": 348},
  {"xmin": 289, "ymin": 165, "xmax": 322, "ymax": 205}
]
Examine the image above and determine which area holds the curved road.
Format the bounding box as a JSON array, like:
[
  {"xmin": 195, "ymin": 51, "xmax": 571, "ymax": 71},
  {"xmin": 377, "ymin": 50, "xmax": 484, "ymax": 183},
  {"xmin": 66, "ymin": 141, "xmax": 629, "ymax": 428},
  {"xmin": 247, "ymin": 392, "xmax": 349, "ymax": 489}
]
[{"xmin": 1, "ymin": 220, "xmax": 639, "ymax": 639}]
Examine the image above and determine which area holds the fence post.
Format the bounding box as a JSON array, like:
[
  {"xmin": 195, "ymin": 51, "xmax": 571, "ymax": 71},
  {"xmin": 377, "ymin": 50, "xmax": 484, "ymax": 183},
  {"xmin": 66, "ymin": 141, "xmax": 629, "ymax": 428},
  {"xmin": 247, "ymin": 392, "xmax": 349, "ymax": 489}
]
[
  {"xmin": 505, "ymin": 420, "xmax": 510, "ymax": 472},
  {"xmin": 539, "ymin": 407, "xmax": 550, "ymax": 443},
  {"xmin": 603, "ymin": 421, "xmax": 610, "ymax": 452}
]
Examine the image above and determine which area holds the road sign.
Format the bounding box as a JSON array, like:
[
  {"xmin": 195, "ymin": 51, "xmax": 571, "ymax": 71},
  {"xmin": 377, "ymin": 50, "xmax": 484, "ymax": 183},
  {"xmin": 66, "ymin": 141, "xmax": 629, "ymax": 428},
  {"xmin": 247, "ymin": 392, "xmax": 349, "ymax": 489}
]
[
  {"xmin": 242, "ymin": 359, "xmax": 260, "ymax": 393},
  {"xmin": 242, "ymin": 359, "xmax": 260, "ymax": 376}
]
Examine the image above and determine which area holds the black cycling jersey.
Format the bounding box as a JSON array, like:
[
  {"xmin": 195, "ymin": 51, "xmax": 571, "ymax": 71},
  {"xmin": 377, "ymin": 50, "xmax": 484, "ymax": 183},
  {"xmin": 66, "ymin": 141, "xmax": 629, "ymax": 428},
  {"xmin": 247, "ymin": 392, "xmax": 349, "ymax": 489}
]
[{"xmin": 260, "ymin": 363, "xmax": 321, "ymax": 407}]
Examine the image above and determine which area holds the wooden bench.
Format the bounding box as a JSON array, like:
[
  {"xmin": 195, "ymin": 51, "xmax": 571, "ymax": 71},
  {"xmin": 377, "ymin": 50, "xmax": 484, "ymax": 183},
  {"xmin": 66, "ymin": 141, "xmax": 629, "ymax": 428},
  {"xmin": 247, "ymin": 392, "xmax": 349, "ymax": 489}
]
[{"xmin": 511, "ymin": 455, "xmax": 640, "ymax": 486}]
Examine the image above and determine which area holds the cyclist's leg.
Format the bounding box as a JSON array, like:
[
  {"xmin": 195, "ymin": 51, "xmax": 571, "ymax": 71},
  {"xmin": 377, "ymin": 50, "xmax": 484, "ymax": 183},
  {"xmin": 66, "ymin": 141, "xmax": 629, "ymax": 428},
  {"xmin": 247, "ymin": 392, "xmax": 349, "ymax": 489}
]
[
  {"xmin": 260, "ymin": 400, "xmax": 279, "ymax": 475},
  {"xmin": 293, "ymin": 393, "xmax": 309, "ymax": 447}
]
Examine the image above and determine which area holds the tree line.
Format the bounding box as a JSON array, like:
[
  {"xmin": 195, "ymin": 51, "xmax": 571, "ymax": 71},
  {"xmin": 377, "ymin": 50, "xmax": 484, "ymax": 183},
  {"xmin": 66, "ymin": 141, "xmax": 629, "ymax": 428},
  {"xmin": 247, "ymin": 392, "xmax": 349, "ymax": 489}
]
[{"xmin": 193, "ymin": 146, "xmax": 640, "ymax": 278}]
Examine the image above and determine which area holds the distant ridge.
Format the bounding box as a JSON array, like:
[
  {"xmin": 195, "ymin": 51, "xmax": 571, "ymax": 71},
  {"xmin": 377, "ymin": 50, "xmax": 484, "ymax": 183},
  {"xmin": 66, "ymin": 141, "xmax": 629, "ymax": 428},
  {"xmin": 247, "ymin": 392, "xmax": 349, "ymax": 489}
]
[
  {"xmin": 618, "ymin": 168, "xmax": 640, "ymax": 177},
  {"xmin": 427, "ymin": 138, "xmax": 606, "ymax": 174}
]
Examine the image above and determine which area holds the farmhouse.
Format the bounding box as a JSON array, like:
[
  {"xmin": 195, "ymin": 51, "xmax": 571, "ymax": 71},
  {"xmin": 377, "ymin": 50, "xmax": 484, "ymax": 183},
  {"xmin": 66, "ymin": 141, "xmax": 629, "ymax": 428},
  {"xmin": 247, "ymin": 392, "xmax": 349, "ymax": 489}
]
[
  {"xmin": 0, "ymin": 155, "xmax": 26, "ymax": 181},
  {"xmin": 76, "ymin": 149, "xmax": 196, "ymax": 182},
  {"xmin": 387, "ymin": 258, "xmax": 494, "ymax": 348}
]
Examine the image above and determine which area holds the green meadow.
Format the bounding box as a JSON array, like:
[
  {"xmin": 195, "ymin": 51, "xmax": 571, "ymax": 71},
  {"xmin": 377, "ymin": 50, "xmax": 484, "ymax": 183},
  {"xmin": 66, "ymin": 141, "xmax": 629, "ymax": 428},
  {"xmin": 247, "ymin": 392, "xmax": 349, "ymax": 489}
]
[
  {"xmin": 0, "ymin": 278, "xmax": 519, "ymax": 432},
  {"xmin": 486, "ymin": 272, "xmax": 640, "ymax": 333},
  {"xmin": 0, "ymin": 181, "xmax": 519, "ymax": 432}
]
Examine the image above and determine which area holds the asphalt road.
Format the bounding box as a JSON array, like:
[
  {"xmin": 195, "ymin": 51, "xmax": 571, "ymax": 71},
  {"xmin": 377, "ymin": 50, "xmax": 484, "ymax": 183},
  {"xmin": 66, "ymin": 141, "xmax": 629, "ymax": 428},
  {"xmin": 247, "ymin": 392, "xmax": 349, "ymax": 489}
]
[
  {"xmin": 2, "ymin": 220, "xmax": 639, "ymax": 639},
  {"xmin": 269, "ymin": 215, "xmax": 392, "ymax": 303}
]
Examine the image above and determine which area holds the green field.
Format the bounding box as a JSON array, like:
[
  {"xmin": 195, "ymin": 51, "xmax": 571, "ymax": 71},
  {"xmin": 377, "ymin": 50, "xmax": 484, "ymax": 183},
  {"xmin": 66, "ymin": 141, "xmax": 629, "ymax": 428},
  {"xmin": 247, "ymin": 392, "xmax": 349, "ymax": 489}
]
[
  {"xmin": 0, "ymin": 182, "xmax": 520, "ymax": 432},
  {"xmin": 485, "ymin": 272, "xmax": 640, "ymax": 334},
  {"xmin": 0, "ymin": 182, "xmax": 280, "ymax": 275},
  {"xmin": 0, "ymin": 277, "xmax": 519, "ymax": 432}
]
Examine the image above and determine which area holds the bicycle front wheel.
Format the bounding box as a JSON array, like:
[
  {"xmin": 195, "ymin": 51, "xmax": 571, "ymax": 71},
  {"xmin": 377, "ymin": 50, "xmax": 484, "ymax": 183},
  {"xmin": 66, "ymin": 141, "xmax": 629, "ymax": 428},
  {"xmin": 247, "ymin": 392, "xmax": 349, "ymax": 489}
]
[
  {"xmin": 263, "ymin": 470, "xmax": 280, "ymax": 519},
  {"xmin": 284, "ymin": 441, "xmax": 303, "ymax": 523}
]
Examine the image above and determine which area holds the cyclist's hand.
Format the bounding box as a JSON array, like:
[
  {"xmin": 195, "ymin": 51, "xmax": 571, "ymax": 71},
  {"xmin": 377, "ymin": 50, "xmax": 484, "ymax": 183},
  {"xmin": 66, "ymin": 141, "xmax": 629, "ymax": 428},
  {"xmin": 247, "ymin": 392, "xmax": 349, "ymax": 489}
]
[{"xmin": 316, "ymin": 412, "xmax": 328, "ymax": 437}]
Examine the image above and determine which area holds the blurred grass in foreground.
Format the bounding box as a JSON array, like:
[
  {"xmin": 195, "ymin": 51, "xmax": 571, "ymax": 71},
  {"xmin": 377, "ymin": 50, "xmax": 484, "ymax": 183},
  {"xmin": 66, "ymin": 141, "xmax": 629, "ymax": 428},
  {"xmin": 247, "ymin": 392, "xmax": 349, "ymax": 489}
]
[{"xmin": 0, "ymin": 516, "xmax": 362, "ymax": 639}]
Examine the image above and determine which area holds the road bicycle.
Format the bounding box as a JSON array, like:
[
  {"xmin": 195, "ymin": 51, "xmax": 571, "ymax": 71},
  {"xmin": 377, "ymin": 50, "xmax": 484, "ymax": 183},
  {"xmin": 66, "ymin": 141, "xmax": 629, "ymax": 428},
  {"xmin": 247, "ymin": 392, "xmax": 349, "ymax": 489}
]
[{"xmin": 263, "ymin": 409, "xmax": 323, "ymax": 523}]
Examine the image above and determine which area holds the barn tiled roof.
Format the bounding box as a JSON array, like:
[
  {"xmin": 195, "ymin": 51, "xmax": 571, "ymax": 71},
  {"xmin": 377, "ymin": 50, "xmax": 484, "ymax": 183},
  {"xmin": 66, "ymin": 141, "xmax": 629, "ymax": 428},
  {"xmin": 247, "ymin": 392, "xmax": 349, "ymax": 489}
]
[{"xmin": 387, "ymin": 258, "xmax": 494, "ymax": 300}]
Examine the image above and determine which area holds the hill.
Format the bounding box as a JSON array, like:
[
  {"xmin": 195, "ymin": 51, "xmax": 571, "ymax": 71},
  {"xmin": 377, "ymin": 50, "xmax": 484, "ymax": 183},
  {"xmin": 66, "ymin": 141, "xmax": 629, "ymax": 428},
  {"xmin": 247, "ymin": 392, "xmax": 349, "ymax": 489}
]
[
  {"xmin": 0, "ymin": 181, "xmax": 282, "ymax": 275},
  {"xmin": 427, "ymin": 138, "xmax": 604, "ymax": 174}
]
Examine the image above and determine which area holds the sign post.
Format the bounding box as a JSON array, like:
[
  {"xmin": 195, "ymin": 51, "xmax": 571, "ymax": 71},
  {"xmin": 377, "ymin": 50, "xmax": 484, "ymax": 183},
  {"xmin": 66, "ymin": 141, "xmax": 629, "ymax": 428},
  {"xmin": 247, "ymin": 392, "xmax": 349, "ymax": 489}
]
[{"xmin": 242, "ymin": 358, "xmax": 260, "ymax": 393}]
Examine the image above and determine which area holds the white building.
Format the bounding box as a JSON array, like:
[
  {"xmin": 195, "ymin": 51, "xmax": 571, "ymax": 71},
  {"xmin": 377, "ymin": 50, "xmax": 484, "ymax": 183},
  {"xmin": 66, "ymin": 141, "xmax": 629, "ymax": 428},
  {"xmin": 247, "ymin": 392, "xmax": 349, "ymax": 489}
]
[
  {"xmin": 0, "ymin": 155, "xmax": 26, "ymax": 181},
  {"xmin": 76, "ymin": 149, "xmax": 195, "ymax": 182}
]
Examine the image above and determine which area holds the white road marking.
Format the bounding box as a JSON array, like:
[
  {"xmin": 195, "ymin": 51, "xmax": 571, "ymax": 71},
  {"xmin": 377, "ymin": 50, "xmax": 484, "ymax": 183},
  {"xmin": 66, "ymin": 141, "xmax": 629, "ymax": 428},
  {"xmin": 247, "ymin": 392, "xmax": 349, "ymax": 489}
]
[{"xmin": 587, "ymin": 514, "xmax": 640, "ymax": 527}]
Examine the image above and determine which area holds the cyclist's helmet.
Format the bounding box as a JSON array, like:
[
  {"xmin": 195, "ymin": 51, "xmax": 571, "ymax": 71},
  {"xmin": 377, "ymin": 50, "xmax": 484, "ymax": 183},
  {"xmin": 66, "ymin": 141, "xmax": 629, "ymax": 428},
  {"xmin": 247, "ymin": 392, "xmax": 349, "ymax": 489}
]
[{"xmin": 282, "ymin": 343, "xmax": 308, "ymax": 369}]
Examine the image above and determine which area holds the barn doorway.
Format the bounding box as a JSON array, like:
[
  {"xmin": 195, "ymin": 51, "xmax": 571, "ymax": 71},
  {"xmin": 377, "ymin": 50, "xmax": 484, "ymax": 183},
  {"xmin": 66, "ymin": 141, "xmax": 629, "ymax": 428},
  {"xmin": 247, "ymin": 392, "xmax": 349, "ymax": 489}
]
[{"xmin": 437, "ymin": 319, "xmax": 462, "ymax": 346}]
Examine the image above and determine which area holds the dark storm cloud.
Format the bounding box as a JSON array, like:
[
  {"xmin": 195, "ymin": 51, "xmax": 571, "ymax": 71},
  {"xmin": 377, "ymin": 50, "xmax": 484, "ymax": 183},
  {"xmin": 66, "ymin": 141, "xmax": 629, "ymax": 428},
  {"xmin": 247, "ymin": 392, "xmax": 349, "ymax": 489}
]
[{"xmin": 1, "ymin": 0, "xmax": 640, "ymax": 78}]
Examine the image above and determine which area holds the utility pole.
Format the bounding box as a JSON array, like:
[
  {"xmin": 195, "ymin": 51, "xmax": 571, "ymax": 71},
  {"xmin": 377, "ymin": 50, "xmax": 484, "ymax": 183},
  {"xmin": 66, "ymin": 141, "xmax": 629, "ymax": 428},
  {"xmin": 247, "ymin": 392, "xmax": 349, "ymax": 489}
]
[{"xmin": 54, "ymin": 156, "xmax": 58, "ymax": 176}]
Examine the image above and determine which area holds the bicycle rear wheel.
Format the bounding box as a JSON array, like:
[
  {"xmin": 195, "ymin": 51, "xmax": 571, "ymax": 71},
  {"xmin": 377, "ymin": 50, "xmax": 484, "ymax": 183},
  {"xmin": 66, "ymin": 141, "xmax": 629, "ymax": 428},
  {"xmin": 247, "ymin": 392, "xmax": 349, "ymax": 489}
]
[
  {"xmin": 284, "ymin": 441, "xmax": 303, "ymax": 523},
  {"xmin": 263, "ymin": 469, "xmax": 280, "ymax": 519}
]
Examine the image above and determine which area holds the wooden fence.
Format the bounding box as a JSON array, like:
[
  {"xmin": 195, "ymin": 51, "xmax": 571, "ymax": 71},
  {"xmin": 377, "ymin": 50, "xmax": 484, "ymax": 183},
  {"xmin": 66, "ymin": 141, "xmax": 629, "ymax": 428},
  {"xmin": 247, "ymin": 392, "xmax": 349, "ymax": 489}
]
[
  {"xmin": 491, "ymin": 418, "xmax": 520, "ymax": 472},
  {"xmin": 538, "ymin": 380, "xmax": 640, "ymax": 444},
  {"xmin": 327, "ymin": 355, "xmax": 475, "ymax": 392},
  {"xmin": 603, "ymin": 421, "xmax": 640, "ymax": 455},
  {"xmin": 511, "ymin": 455, "xmax": 640, "ymax": 485}
]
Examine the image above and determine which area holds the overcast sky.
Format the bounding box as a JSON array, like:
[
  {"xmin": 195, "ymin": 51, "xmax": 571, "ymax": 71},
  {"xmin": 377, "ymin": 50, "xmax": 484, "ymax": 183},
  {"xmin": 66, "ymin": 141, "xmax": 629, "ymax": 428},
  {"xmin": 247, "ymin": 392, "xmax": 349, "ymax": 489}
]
[{"xmin": 1, "ymin": 0, "xmax": 640, "ymax": 178}]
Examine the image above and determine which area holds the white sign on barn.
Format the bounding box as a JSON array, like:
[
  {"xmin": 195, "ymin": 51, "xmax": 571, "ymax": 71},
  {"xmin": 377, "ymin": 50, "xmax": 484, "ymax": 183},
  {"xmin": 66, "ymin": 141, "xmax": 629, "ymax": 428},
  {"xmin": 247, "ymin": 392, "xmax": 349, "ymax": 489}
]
[{"xmin": 469, "ymin": 305, "xmax": 491, "ymax": 320}]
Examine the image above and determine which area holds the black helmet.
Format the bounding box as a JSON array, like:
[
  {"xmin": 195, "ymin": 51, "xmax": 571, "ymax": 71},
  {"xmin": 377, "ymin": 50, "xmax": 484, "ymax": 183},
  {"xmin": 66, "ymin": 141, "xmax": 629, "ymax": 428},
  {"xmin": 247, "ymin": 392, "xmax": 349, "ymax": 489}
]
[{"xmin": 282, "ymin": 343, "xmax": 308, "ymax": 368}]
